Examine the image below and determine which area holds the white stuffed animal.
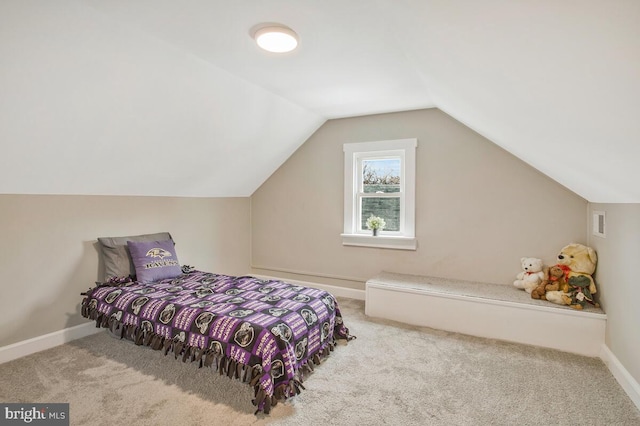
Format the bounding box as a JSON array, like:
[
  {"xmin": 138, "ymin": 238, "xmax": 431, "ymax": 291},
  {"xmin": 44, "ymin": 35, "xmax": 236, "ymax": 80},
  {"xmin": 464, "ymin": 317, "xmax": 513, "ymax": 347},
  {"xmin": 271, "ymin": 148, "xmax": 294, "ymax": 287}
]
[{"xmin": 513, "ymin": 257, "xmax": 545, "ymax": 294}]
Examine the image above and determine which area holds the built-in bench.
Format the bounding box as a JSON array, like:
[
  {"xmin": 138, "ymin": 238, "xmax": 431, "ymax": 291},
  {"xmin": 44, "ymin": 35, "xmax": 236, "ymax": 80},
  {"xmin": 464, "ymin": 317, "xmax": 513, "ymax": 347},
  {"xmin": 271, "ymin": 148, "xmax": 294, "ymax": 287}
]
[{"xmin": 365, "ymin": 271, "xmax": 607, "ymax": 357}]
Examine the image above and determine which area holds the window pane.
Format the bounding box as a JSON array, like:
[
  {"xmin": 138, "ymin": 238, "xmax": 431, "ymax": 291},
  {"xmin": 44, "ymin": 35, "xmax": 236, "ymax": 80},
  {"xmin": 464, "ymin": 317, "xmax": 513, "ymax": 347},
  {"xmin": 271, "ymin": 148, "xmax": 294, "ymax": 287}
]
[
  {"xmin": 362, "ymin": 158, "xmax": 400, "ymax": 193},
  {"xmin": 361, "ymin": 197, "xmax": 400, "ymax": 231}
]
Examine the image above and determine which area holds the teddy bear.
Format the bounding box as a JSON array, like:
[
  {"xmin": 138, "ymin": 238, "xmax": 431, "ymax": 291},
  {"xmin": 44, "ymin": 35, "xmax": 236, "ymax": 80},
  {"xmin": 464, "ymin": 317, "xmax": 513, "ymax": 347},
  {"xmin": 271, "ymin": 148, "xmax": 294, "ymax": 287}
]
[
  {"xmin": 545, "ymin": 243, "xmax": 598, "ymax": 309},
  {"xmin": 530, "ymin": 281, "xmax": 548, "ymax": 300},
  {"xmin": 544, "ymin": 264, "xmax": 570, "ymax": 293},
  {"xmin": 513, "ymin": 257, "xmax": 545, "ymax": 294},
  {"xmin": 530, "ymin": 264, "xmax": 569, "ymax": 300}
]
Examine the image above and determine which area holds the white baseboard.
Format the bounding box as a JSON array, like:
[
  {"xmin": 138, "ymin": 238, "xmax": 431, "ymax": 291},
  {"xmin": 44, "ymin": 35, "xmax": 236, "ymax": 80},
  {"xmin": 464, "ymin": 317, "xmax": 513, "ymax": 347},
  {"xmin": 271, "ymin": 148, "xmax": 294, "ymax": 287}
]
[
  {"xmin": 0, "ymin": 322, "xmax": 103, "ymax": 365},
  {"xmin": 600, "ymin": 343, "xmax": 640, "ymax": 411},
  {"xmin": 250, "ymin": 273, "xmax": 366, "ymax": 301}
]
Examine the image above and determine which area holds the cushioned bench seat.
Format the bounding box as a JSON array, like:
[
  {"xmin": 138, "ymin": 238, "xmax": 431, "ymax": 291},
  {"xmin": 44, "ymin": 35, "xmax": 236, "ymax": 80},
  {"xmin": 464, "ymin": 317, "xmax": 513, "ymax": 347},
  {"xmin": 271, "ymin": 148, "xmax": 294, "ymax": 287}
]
[{"xmin": 365, "ymin": 271, "xmax": 606, "ymax": 357}]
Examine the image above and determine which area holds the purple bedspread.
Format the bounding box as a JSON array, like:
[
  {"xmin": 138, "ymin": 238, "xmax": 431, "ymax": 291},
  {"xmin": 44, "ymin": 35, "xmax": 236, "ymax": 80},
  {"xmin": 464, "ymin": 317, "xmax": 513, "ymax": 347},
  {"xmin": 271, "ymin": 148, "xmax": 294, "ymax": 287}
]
[{"xmin": 81, "ymin": 271, "xmax": 353, "ymax": 413}]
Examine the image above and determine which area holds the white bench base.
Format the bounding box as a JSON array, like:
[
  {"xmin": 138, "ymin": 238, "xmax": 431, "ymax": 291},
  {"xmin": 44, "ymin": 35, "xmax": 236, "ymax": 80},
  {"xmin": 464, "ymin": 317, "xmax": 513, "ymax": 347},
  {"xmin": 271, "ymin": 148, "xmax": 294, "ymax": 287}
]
[{"xmin": 365, "ymin": 272, "xmax": 607, "ymax": 357}]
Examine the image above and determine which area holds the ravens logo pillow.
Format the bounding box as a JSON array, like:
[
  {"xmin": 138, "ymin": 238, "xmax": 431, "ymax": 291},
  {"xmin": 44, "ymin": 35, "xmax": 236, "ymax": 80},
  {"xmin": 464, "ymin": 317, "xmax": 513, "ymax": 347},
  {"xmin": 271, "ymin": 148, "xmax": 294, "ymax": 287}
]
[{"xmin": 127, "ymin": 239, "xmax": 182, "ymax": 283}]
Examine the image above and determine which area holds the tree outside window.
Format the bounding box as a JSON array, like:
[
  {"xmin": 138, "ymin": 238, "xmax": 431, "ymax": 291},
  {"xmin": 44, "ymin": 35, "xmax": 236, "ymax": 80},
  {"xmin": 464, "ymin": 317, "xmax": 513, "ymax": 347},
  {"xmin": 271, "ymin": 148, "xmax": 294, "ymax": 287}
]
[{"xmin": 360, "ymin": 159, "xmax": 401, "ymax": 232}]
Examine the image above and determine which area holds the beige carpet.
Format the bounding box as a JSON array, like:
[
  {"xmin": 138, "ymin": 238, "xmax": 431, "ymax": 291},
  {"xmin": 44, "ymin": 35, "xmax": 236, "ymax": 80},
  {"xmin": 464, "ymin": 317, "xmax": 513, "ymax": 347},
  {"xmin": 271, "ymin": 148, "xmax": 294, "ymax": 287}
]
[{"xmin": 1, "ymin": 298, "xmax": 638, "ymax": 425}]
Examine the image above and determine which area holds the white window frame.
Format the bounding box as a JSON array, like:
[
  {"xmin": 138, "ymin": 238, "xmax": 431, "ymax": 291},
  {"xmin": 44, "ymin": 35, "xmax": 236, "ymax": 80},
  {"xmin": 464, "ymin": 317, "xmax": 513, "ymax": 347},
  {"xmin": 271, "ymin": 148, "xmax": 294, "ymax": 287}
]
[{"xmin": 342, "ymin": 138, "xmax": 417, "ymax": 250}]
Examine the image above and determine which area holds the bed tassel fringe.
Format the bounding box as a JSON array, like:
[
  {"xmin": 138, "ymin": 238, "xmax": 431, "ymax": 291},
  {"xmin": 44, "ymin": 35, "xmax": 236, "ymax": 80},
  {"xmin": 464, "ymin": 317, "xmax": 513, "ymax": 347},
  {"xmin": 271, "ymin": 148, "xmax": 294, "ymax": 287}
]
[{"xmin": 80, "ymin": 297, "xmax": 348, "ymax": 415}]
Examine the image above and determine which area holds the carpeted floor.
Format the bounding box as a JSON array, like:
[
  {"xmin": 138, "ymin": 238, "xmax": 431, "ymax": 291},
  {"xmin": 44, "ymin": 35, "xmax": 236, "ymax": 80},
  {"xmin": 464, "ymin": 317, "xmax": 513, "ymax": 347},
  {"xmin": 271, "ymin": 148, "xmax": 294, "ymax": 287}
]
[{"xmin": 1, "ymin": 298, "xmax": 638, "ymax": 425}]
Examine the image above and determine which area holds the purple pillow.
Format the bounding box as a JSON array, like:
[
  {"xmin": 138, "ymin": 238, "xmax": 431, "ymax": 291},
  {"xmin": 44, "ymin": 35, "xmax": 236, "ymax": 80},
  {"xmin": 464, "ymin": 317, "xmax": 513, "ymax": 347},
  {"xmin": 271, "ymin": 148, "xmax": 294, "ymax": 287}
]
[{"xmin": 127, "ymin": 239, "xmax": 182, "ymax": 283}]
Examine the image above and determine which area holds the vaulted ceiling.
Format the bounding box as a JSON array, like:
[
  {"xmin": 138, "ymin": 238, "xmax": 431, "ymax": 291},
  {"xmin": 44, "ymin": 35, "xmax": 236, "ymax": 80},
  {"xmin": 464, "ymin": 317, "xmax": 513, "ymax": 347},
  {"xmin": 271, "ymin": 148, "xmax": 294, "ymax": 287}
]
[{"xmin": 1, "ymin": 1, "xmax": 638, "ymax": 201}]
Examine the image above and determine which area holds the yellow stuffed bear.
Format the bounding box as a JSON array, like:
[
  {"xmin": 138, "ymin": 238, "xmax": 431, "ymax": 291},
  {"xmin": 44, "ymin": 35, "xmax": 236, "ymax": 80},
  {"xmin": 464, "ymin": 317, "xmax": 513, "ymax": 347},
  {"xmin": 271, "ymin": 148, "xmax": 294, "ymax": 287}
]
[{"xmin": 545, "ymin": 243, "xmax": 598, "ymax": 309}]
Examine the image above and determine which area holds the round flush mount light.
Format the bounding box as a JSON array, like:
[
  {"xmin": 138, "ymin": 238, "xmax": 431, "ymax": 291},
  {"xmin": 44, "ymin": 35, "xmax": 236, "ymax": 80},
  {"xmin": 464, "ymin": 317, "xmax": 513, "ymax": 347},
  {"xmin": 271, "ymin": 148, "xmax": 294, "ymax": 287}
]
[{"xmin": 253, "ymin": 24, "xmax": 299, "ymax": 53}]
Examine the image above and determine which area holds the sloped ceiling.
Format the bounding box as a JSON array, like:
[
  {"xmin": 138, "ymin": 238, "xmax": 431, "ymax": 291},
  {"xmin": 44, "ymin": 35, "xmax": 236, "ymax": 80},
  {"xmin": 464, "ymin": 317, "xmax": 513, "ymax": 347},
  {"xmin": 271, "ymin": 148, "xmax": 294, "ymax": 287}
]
[{"xmin": 1, "ymin": 0, "xmax": 638, "ymax": 201}]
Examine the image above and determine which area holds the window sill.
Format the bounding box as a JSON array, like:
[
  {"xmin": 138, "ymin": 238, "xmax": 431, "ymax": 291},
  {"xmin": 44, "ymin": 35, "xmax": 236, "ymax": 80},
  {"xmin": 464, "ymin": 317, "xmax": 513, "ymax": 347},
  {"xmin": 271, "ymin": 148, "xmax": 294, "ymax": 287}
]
[{"xmin": 341, "ymin": 234, "xmax": 417, "ymax": 250}]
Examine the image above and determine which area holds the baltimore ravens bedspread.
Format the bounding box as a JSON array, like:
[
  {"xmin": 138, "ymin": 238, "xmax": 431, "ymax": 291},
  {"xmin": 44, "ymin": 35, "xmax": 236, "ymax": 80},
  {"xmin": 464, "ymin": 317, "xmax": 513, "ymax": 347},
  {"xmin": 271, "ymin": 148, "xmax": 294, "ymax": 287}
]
[{"xmin": 81, "ymin": 270, "xmax": 354, "ymax": 413}]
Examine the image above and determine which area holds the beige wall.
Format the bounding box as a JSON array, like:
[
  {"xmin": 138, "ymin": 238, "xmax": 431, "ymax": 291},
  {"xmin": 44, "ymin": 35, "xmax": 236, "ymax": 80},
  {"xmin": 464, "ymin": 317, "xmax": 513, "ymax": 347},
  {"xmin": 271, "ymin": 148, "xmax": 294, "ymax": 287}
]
[
  {"xmin": 251, "ymin": 108, "xmax": 588, "ymax": 289},
  {"xmin": 0, "ymin": 195, "xmax": 250, "ymax": 347},
  {"xmin": 588, "ymin": 203, "xmax": 640, "ymax": 384}
]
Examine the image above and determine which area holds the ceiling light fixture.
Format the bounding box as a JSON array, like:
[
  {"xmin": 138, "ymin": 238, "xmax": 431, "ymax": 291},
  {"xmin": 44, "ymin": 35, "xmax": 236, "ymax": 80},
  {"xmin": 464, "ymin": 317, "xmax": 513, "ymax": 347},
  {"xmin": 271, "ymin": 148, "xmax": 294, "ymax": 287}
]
[{"xmin": 253, "ymin": 25, "xmax": 299, "ymax": 53}]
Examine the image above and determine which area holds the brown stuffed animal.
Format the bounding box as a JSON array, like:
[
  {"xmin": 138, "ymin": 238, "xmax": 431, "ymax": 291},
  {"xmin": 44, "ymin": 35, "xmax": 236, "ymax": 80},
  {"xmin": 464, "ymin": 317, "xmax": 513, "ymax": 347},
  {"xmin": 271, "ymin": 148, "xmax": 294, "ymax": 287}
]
[
  {"xmin": 544, "ymin": 265, "xmax": 570, "ymax": 293},
  {"xmin": 531, "ymin": 265, "xmax": 568, "ymax": 300},
  {"xmin": 530, "ymin": 281, "xmax": 547, "ymax": 300}
]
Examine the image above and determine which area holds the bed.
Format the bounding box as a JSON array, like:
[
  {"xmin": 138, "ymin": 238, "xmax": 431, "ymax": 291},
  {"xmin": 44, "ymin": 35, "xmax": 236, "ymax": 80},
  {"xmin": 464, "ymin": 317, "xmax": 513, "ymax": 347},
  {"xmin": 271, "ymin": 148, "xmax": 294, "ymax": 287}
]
[{"xmin": 81, "ymin": 233, "xmax": 353, "ymax": 414}]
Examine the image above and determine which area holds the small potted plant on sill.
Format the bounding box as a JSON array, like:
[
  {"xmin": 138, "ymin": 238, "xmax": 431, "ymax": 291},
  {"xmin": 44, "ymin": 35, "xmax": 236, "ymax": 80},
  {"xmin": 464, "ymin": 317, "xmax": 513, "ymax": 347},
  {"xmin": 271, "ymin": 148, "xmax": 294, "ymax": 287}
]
[{"xmin": 366, "ymin": 215, "xmax": 386, "ymax": 236}]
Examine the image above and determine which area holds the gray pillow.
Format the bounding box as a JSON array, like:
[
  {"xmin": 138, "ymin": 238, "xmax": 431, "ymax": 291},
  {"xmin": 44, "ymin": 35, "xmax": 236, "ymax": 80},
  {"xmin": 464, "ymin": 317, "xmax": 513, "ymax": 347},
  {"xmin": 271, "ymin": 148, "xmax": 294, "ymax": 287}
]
[{"xmin": 97, "ymin": 232, "xmax": 174, "ymax": 281}]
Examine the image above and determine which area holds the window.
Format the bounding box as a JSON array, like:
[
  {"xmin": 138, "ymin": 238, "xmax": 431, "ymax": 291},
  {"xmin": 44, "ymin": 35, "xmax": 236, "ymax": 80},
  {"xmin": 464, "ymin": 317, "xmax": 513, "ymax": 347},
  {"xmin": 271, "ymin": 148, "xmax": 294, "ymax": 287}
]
[{"xmin": 342, "ymin": 138, "xmax": 417, "ymax": 250}]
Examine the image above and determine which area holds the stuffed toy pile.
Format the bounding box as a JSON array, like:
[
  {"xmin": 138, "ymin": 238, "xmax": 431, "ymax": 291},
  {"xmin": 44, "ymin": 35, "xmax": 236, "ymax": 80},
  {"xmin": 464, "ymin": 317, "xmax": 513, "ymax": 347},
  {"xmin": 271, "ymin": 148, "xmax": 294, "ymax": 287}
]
[
  {"xmin": 545, "ymin": 243, "xmax": 598, "ymax": 309},
  {"xmin": 513, "ymin": 243, "xmax": 598, "ymax": 309}
]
